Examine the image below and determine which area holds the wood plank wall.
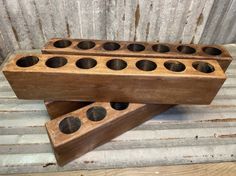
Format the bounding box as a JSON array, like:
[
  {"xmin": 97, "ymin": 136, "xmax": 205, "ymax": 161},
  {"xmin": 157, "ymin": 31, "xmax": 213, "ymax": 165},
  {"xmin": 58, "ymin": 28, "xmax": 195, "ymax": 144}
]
[{"xmin": 0, "ymin": 0, "xmax": 236, "ymax": 63}]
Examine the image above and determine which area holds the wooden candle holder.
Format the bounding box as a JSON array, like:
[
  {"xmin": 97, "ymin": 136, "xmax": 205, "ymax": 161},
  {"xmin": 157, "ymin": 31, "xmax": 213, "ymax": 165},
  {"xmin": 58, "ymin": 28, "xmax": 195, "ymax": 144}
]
[
  {"xmin": 45, "ymin": 102, "xmax": 172, "ymax": 166},
  {"xmin": 42, "ymin": 38, "xmax": 232, "ymax": 71},
  {"xmin": 3, "ymin": 54, "xmax": 226, "ymax": 104}
]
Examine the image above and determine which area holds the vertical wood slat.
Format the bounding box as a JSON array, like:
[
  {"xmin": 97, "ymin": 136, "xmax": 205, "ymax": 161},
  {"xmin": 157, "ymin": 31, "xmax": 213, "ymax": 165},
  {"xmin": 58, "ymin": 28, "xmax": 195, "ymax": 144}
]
[
  {"xmin": 0, "ymin": 31, "xmax": 10, "ymax": 60},
  {"xmin": 166, "ymin": 0, "xmax": 191, "ymax": 42},
  {"xmin": 4, "ymin": 0, "xmax": 32, "ymax": 49},
  {"xmin": 34, "ymin": 0, "xmax": 55, "ymax": 41},
  {"xmin": 114, "ymin": 0, "xmax": 125, "ymax": 40},
  {"xmin": 135, "ymin": 0, "xmax": 152, "ymax": 41},
  {"xmin": 158, "ymin": 0, "xmax": 178, "ymax": 42},
  {"xmin": 18, "ymin": 0, "xmax": 44, "ymax": 49},
  {"xmin": 199, "ymin": 0, "xmax": 233, "ymax": 44},
  {"xmin": 92, "ymin": 0, "xmax": 107, "ymax": 40},
  {"xmin": 64, "ymin": 0, "xmax": 82, "ymax": 38},
  {"xmin": 78, "ymin": 0, "xmax": 106, "ymax": 40},
  {"xmin": 214, "ymin": 0, "xmax": 236, "ymax": 44},
  {"xmin": 0, "ymin": 0, "xmax": 235, "ymax": 63},
  {"xmin": 123, "ymin": 0, "xmax": 138, "ymax": 41},
  {"xmin": 0, "ymin": 0, "xmax": 19, "ymax": 52},
  {"xmin": 106, "ymin": 0, "xmax": 118, "ymax": 40},
  {"xmin": 146, "ymin": 0, "xmax": 161, "ymax": 42},
  {"xmin": 181, "ymin": 0, "xmax": 206, "ymax": 44},
  {"xmin": 79, "ymin": 1, "xmax": 94, "ymax": 39},
  {"xmin": 193, "ymin": 0, "xmax": 214, "ymax": 44},
  {"xmin": 48, "ymin": 0, "xmax": 67, "ymax": 38}
]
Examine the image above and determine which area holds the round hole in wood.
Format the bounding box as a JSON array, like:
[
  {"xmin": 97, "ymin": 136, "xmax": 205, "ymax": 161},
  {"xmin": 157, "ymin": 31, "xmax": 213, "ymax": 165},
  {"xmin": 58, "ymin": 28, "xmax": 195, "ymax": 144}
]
[
  {"xmin": 164, "ymin": 60, "xmax": 186, "ymax": 72},
  {"xmin": 77, "ymin": 41, "xmax": 96, "ymax": 50},
  {"xmin": 16, "ymin": 56, "xmax": 39, "ymax": 67},
  {"xmin": 59, "ymin": 116, "xmax": 81, "ymax": 134},
  {"xmin": 53, "ymin": 39, "xmax": 72, "ymax": 48},
  {"xmin": 177, "ymin": 45, "xmax": 196, "ymax": 54},
  {"xmin": 110, "ymin": 102, "xmax": 129, "ymax": 110},
  {"xmin": 76, "ymin": 58, "xmax": 97, "ymax": 69},
  {"xmin": 203, "ymin": 47, "xmax": 222, "ymax": 56},
  {"xmin": 46, "ymin": 57, "xmax": 67, "ymax": 68},
  {"xmin": 192, "ymin": 61, "xmax": 215, "ymax": 73},
  {"xmin": 106, "ymin": 59, "xmax": 127, "ymax": 70},
  {"xmin": 86, "ymin": 106, "xmax": 107, "ymax": 121},
  {"xmin": 127, "ymin": 43, "xmax": 145, "ymax": 52},
  {"xmin": 152, "ymin": 44, "xmax": 170, "ymax": 53},
  {"xmin": 136, "ymin": 60, "xmax": 157, "ymax": 71},
  {"xmin": 103, "ymin": 42, "xmax": 120, "ymax": 51}
]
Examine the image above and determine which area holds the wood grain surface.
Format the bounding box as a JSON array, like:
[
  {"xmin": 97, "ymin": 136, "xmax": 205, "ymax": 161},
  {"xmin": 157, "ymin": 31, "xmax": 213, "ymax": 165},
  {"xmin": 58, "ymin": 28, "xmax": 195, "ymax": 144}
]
[
  {"xmin": 42, "ymin": 38, "xmax": 232, "ymax": 71},
  {"xmin": 7, "ymin": 162, "xmax": 236, "ymax": 176},
  {"xmin": 44, "ymin": 101, "xmax": 93, "ymax": 119},
  {"xmin": 46, "ymin": 102, "xmax": 171, "ymax": 166},
  {"xmin": 3, "ymin": 54, "xmax": 226, "ymax": 104}
]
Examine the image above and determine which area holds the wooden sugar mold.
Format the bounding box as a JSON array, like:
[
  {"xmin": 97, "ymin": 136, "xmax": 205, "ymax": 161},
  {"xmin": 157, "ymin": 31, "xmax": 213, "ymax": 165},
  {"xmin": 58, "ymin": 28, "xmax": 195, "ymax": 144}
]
[
  {"xmin": 45, "ymin": 102, "xmax": 172, "ymax": 166},
  {"xmin": 44, "ymin": 101, "xmax": 172, "ymax": 165},
  {"xmin": 42, "ymin": 38, "xmax": 232, "ymax": 71},
  {"xmin": 42, "ymin": 39, "xmax": 230, "ymax": 119},
  {"xmin": 3, "ymin": 54, "xmax": 226, "ymax": 104},
  {"xmin": 42, "ymin": 39, "xmax": 230, "ymax": 118}
]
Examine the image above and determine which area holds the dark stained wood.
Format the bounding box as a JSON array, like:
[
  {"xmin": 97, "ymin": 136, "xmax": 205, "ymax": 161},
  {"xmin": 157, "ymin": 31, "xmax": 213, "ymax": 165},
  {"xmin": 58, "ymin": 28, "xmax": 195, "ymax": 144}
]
[
  {"xmin": 42, "ymin": 38, "xmax": 232, "ymax": 71},
  {"xmin": 3, "ymin": 54, "xmax": 226, "ymax": 104},
  {"xmin": 45, "ymin": 102, "xmax": 172, "ymax": 166},
  {"xmin": 44, "ymin": 101, "xmax": 93, "ymax": 119}
]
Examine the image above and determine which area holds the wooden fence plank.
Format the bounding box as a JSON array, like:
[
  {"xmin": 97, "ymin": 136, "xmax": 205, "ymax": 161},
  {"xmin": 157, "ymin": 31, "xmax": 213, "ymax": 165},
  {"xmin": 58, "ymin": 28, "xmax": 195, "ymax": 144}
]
[
  {"xmin": 8, "ymin": 162, "xmax": 236, "ymax": 176},
  {"xmin": 4, "ymin": 0, "xmax": 32, "ymax": 49}
]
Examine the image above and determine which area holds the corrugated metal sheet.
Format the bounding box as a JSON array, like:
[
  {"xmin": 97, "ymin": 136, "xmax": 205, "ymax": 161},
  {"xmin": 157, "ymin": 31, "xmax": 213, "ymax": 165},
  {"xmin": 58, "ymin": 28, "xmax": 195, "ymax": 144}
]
[{"xmin": 0, "ymin": 0, "xmax": 235, "ymax": 63}]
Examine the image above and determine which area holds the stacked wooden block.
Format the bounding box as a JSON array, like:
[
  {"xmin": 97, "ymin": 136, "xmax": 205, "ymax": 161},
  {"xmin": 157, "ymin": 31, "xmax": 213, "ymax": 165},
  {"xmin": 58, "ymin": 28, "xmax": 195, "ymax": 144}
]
[{"xmin": 2, "ymin": 38, "xmax": 232, "ymax": 166}]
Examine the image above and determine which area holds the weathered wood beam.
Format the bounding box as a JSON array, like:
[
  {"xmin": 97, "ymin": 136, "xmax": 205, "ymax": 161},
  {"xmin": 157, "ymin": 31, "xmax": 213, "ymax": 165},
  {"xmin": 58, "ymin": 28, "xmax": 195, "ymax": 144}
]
[
  {"xmin": 45, "ymin": 102, "xmax": 172, "ymax": 166},
  {"xmin": 42, "ymin": 38, "xmax": 232, "ymax": 71},
  {"xmin": 3, "ymin": 54, "xmax": 226, "ymax": 104}
]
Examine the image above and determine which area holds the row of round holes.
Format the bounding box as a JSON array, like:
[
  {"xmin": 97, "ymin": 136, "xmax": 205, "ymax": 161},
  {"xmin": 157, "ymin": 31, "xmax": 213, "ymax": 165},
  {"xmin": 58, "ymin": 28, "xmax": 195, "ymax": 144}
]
[
  {"xmin": 16, "ymin": 56, "xmax": 215, "ymax": 73},
  {"xmin": 59, "ymin": 102, "xmax": 129, "ymax": 134},
  {"xmin": 53, "ymin": 39, "xmax": 222, "ymax": 56}
]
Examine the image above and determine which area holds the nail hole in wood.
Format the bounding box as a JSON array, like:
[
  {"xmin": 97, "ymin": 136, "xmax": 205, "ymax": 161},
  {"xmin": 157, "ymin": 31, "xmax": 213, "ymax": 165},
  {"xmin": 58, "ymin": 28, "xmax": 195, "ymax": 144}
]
[
  {"xmin": 86, "ymin": 106, "xmax": 107, "ymax": 121},
  {"xmin": 177, "ymin": 45, "xmax": 196, "ymax": 54},
  {"xmin": 77, "ymin": 41, "xmax": 96, "ymax": 50},
  {"xmin": 203, "ymin": 47, "xmax": 222, "ymax": 56},
  {"xmin": 106, "ymin": 59, "xmax": 127, "ymax": 70},
  {"xmin": 110, "ymin": 102, "xmax": 129, "ymax": 110},
  {"xmin": 53, "ymin": 40, "xmax": 72, "ymax": 48},
  {"xmin": 164, "ymin": 60, "xmax": 186, "ymax": 72},
  {"xmin": 46, "ymin": 57, "xmax": 67, "ymax": 68},
  {"xmin": 103, "ymin": 42, "xmax": 120, "ymax": 51},
  {"xmin": 192, "ymin": 61, "xmax": 215, "ymax": 73},
  {"xmin": 152, "ymin": 44, "xmax": 170, "ymax": 53},
  {"xmin": 127, "ymin": 43, "xmax": 145, "ymax": 52},
  {"xmin": 76, "ymin": 58, "xmax": 97, "ymax": 69},
  {"xmin": 136, "ymin": 60, "xmax": 157, "ymax": 71},
  {"xmin": 16, "ymin": 56, "xmax": 39, "ymax": 67},
  {"xmin": 59, "ymin": 116, "xmax": 81, "ymax": 134}
]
